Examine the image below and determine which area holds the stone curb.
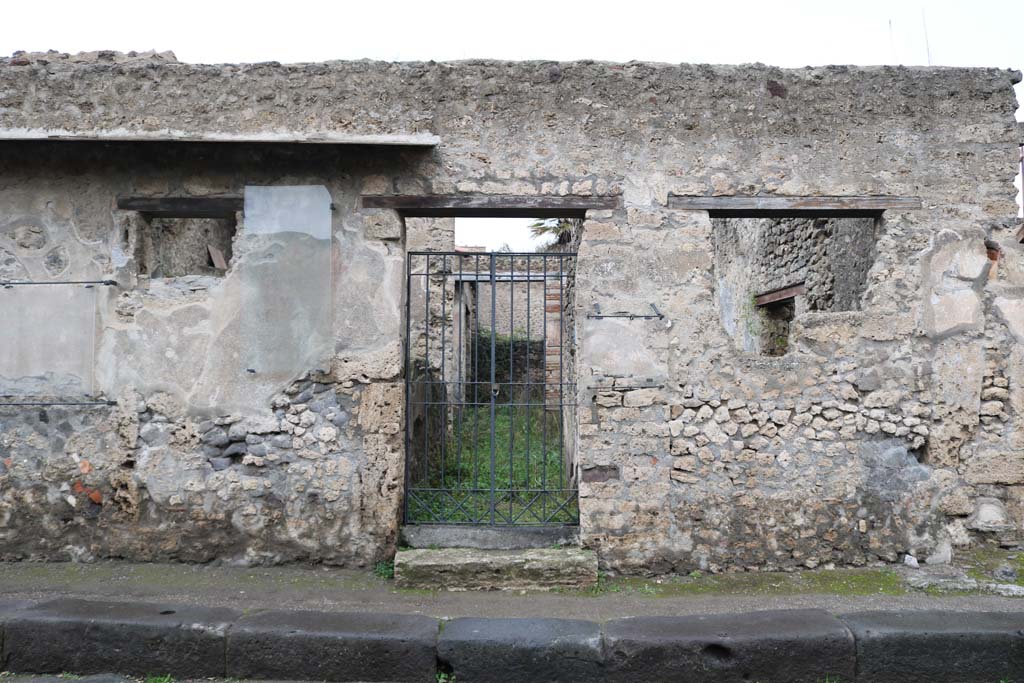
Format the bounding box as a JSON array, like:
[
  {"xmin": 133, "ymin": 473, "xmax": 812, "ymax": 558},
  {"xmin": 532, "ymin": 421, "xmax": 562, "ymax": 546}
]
[
  {"xmin": 2, "ymin": 599, "xmax": 1023, "ymax": 682},
  {"xmin": 438, "ymin": 617, "xmax": 603, "ymax": 682},
  {"xmin": 1, "ymin": 598, "xmax": 237, "ymax": 677},
  {"xmin": 226, "ymin": 609, "xmax": 438, "ymax": 682},
  {"xmin": 603, "ymin": 609, "xmax": 856, "ymax": 683},
  {"xmin": 842, "ymin": 610, "xmax": 1024, "ymax": 683}
]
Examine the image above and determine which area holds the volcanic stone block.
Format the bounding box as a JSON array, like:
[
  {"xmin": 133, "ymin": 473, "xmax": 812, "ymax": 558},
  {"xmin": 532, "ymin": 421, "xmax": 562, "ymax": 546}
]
[
  {"xmin": 438, "ymin": 617, "xmax": 602, "ymax": 683},
  {"xmin": 0, "ymin": 599, "xmax": 34, "ymax": 657},
  {"xmin": 394, "ymin": 547, "xmax": 598, "ymax": 590},
  {"xmin": 842, "ymin": 610, "xmax": 1024, "ymax": 682},
  {"xmin": 226, "ymin": 609, "xmax": 438, "ymax": 682},
  {"xmin": 2, "ymin": 598, "xmax": 237, "ymax": 676},
  {"xmin": 603, "ymin": 609, "xmax": 856, "ymax": 683}
]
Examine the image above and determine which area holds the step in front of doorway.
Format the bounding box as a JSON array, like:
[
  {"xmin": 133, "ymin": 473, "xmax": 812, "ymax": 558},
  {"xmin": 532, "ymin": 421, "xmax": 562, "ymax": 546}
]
[{"xmin": 394, "ymin": 547, "xmax": 598, "ymax": 591}]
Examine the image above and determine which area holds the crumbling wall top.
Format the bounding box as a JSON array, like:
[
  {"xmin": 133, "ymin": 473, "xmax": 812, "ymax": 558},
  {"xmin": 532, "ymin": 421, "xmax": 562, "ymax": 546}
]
[
  {"xmin": 6, "ymin": 49, "xmax": 178, "ymax": 65},
  {"xmin": 0, "ymin": 55, "xmax": 1018, "ymax": 144}
]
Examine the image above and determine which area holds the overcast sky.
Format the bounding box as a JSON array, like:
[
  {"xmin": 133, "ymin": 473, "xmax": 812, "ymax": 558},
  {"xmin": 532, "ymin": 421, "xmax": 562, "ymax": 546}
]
[
  {"xmin": 4, "ymin": 0, "xmax": 1022, "ymax": 249},
  {"xmin": 5, "ymin": 0, "xmax": 1021, "ymax": 74}
]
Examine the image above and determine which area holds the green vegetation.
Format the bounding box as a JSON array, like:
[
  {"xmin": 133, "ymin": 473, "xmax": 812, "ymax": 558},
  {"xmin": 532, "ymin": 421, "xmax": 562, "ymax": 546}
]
[
  {"xmin": 572, "ymin": 572, "xmax": 623, "ymax": 596},
  {"xmin": 445, "ymin": 405, "xmax": 566, "ymax": 489},
  {"xmin": 566, "ymin": 567, "xmax": 906, "ymax": 599},
  {"xmin": 961, "ymin": 546, "xmax": 1024, "ymax": 587},
  {"xmin": 799, "ymin": 568, "xmax": 904, "ymax": 595},
  {"xmin": 407, "ymin": 405, "xmax": 576, "ymax": 524},
  {"xmin": 408, "ymin": 328, "xmax": 577, "ymax": 524},
  {"xmin": 436, "ymin": 672, "xmax": 457, "ymax": 683},
  {"xmin": 373, "ymin": 560, "xmax": 395, "ymax": 580},
  {"xmin": 145, "ymin": 676, "xmax": 173, "ymax": 683},
  {"xmin": 528, "ymin": 217, "xmax": 576, "ymax": 250}
]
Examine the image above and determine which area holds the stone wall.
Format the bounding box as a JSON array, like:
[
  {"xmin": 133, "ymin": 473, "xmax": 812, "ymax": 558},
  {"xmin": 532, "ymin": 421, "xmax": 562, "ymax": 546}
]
[
  {"xmin": 477, "ymin": 280, "xmax": 547, "ymax": 339},
  {"xmin": 0, "ymin": 52, "xmax": 1021, "ymax": 573}
]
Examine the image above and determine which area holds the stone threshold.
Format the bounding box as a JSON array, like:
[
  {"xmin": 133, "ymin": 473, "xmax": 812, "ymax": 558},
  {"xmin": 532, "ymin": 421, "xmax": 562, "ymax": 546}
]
[
  {"xmin": 3, "ymin": 598, "xmax": 1024, "ymax": 682},
  {"xmin": 400, "ymin": 524, "xmax": 580, "ymax": 550}
]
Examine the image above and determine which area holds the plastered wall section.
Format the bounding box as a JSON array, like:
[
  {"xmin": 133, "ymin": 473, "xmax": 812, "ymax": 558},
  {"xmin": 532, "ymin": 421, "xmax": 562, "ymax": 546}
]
[{"xmin": 0, "ymin": 144, "xmax": 409, "ymax": 565}]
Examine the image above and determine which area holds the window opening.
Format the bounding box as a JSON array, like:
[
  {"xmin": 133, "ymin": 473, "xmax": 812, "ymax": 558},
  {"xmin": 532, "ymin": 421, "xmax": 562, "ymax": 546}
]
[{"xmin": 712, "ymin": 215, "xmax": 878, "ymax": 356}]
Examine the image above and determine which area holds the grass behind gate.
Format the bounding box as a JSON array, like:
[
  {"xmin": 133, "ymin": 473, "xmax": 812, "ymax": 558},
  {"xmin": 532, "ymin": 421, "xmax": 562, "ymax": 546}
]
[
  {"xmin": 406, "ymin": 404, "xmax": 578, "ymax": 525},
  {"xmin": 448, "ymin": 404, "xmax": 565, "ymax": 489}
]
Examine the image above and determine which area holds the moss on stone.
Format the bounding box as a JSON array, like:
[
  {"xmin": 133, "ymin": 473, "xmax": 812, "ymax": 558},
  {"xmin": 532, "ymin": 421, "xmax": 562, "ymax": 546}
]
[
  {"xmin": 1, "ymin": 560, "xmax": 380, "ymax": 595},
  {"xmin": 569, "ymin": 567, "xmax": 906, "ymax": 598},
  {"xmin": 959, "ymin": 545, "xmax": 1024, "ymax": 586}
]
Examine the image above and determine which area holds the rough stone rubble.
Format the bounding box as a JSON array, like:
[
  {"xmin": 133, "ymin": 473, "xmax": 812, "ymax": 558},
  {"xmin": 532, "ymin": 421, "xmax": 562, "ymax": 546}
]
[{"xmin": 0, "ymin": 51, "xmax": 1022, "ymax": 573}]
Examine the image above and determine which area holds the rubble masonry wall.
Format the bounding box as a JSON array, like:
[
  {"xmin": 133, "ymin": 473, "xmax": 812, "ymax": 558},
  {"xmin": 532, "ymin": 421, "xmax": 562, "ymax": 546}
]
[{"xmin": 0, "ymin": 53, "xmax": 1021, "ymax": 571}]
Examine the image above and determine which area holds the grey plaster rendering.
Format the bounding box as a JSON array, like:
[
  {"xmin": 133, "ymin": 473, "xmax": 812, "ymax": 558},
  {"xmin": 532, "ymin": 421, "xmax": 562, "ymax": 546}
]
[{"xmin": 0, "ymin": 49, "xmax": 1022, "ymax": 575}]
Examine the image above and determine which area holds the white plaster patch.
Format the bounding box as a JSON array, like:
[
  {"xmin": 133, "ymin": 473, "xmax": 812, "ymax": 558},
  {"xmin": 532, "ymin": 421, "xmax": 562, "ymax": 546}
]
[{"xmin": 994, "ymin": 297, "xmax": 1024, "ymax": 343}]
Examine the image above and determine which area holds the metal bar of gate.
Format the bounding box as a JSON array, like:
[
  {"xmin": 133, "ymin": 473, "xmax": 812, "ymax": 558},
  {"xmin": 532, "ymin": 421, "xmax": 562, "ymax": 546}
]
[
  {"xmin": 561, "ymin": 253, "xmax": 569, "ymax": 489},
  {"xmin": 473, "ymin": 254, "xmax": 481, "ymax": 494},
  {"xmin": 541, "ymin": 254, "xmax": 548, "ymax": 523},
  {"xmin": 456, "ymin": 255, "xmax": 464, "ymax": 490},
  {"xmin": 525, "ymin": 256, "xmax": 531, "ymax": 490},
  {"xmin": 439, "ymin": 254, "xmax": 446, "ymax": 489},
  {"xmin": 423, "ymin": 254, "xmax": 430, "ymax": 484},
  {"xmin": 509, "ymin": 254, "xmax": 515, "ymax": 523},
  {"xmin": 403, "ymin": 251, "xmax": 413, "ymax": 523},
  {"xmin": 488, "ymin": 253, "xmax": 498, "ymax": 525}
]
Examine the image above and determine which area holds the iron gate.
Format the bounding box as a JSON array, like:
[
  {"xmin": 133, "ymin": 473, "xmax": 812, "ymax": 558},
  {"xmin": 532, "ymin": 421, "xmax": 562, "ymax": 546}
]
[{"xmin": 404, "ymin": 251, "xmax": 579, "ymax": 525}]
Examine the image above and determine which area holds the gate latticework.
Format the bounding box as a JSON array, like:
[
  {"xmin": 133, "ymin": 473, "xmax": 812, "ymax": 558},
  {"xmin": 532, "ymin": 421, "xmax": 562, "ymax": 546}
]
[{"xmin": 404, "ymin": 251, "xmax": 579, "ymax": 526}]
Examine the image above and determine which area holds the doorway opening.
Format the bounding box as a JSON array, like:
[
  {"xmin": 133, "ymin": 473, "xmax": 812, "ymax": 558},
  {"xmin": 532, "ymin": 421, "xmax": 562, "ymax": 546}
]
[{"xmin": 404, "ymin": 218, "xmax": 580, "ymax": 525}]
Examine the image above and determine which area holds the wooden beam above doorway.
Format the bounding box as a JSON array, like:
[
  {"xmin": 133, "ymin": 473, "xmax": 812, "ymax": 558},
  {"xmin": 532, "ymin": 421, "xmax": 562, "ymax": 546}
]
[{"xmin": 360, "ymin": 194, "xmax": 620, "ymax": 218}]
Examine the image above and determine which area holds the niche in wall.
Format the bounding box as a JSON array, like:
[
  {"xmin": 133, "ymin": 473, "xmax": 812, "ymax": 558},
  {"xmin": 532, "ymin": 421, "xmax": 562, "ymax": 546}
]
[{"xmin": 136, "ymin": 216, "xmax": 236, "ymax": 278}]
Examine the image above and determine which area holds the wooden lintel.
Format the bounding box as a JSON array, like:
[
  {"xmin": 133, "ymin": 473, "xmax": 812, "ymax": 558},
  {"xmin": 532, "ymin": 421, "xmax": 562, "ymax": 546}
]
[
  {"xmin": 117, "ymin": 196, "xmax": 243, "ymax": 219},
  {"xmin": 755, "ymin": 282, "xmax": 806, "ymax": 307},
  {"xmin": 360, "ymin": 194, "xmax": 619, "ymax": 218},
  {"xmin": 668, "ymin": 195, "xmax": 922, "ymax": 216}
]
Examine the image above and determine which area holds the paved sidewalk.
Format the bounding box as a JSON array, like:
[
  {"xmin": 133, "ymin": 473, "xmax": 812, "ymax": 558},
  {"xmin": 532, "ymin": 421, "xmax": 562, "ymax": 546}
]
[{"xmin": 1, "ymin": 560, "xmax": 1021, "ymax": 621}]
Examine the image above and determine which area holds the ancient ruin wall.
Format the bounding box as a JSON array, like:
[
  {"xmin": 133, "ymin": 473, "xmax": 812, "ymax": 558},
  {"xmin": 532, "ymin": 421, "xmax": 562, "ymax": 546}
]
[
  {"xmin": 0, "ymin": 143, "xmax": 409, "ymax": 565},
  {"xmin": 0, "ymin": 53, "xmax": 1021, "ymax": 572}
]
